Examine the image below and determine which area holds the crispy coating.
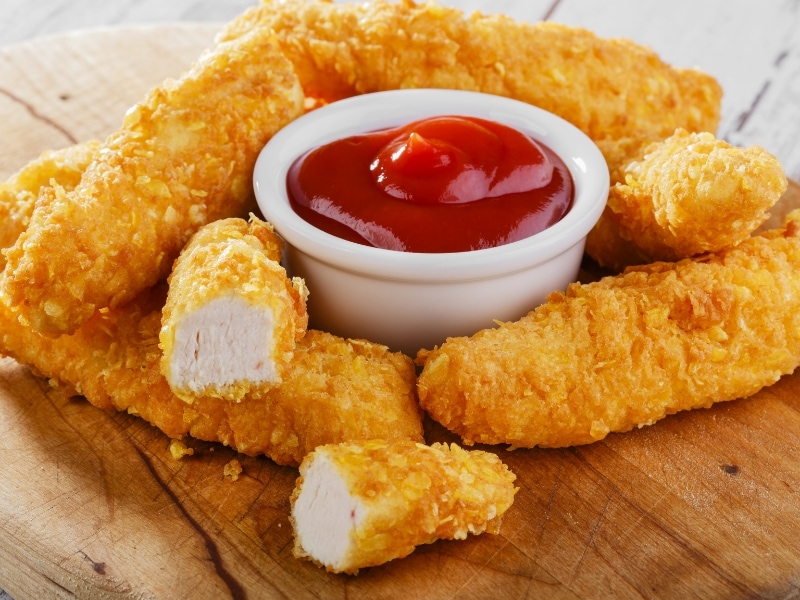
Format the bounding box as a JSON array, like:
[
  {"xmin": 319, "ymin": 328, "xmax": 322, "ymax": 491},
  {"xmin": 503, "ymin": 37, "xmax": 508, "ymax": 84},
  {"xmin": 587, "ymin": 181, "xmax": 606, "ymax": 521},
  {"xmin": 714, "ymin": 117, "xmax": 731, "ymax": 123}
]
[
  {"xmin": 0, "ymin": 286, "xmax": 423, "ymax": 466},
  {"xmin": 218, "ymin": 0, "xmax": 729, "ymax": 271},
  {"xmin": 160, "ymin": 216, "xmax": 308, "ymax": 402},
  {"xmin": 586, "ymin": 130, "xmax": 788, "ymax": 270},
  {"xmin": 1, "ymin": 28, "xmax": 305, "ymax": 336},
  {"xmin": 594, "ymin": 134, "xmax": 663, "ymax": 185},
  {"xmin": 291, "ymin": 439, "xmax": 517, "ymax": 574},
  {"xmin": 0, "ymin": 141, "xmax": 100, "ymax": 270},
  {"xmin": 219, "ymin": 0, "xmax": 722, "ymax": 143},
  {"xmin": 416, "ymin": 212, "xmax": 800, "ymax": 448}
]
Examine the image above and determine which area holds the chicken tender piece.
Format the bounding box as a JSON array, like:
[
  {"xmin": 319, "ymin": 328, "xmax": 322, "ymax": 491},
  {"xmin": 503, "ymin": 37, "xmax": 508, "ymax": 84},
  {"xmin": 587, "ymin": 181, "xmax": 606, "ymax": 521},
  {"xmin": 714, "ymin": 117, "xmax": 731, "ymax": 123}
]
[
  {"xmin": 1, "ymin": 29, "xmax": 304, "ymax": 336},
  {"xmin": 160, "ymin": 216, "xmax": 308, "ymax": 403},
  {"xmin": 416, "ymin": 212, "xmax": 800, "ymax": 448},
  {"xmin": 0, "ymin": 141, "xmax": 100, "ymax": 270},
  {"xmin": 0, "ymin": 286, "xmax": 422, "ymax": 466},
  {"xmin": 291, "ymin": 439, "xmax": 517, "ymax": 574},
  {"xmin": 586, "ymin": 130, "xmax": 788, "ymax": 270},
  {"xmin": 219, "ymin": 0, "xmax": 722, "ymax": 143}
]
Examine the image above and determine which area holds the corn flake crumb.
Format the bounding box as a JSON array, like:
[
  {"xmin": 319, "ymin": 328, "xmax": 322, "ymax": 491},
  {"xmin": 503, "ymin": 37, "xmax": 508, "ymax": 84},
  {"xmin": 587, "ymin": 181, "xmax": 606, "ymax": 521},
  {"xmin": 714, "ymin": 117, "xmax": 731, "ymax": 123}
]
[
  {"xmin": 169, "ymin": 439, "xmax": 195, "ymax": 460},
  {"xmin": 224, "ymin": 458, "xmax": 243, "ymax": 481}
]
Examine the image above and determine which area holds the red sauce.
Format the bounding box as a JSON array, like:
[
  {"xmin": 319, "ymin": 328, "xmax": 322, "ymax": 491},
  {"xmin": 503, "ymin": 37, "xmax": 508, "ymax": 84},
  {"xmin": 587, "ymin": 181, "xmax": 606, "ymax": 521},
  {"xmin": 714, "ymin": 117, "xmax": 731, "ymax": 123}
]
[{"xmin": 286, "ymin": 116, "xmax": 574, "ymax": 253}]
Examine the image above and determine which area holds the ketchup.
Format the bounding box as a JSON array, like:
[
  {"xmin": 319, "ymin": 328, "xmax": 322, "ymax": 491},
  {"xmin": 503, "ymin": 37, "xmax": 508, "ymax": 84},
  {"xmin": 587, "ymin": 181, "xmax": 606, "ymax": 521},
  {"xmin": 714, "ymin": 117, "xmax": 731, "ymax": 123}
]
[{"xmin": 286, "ymin": 116, "xmax": 573, "ymax": 253}]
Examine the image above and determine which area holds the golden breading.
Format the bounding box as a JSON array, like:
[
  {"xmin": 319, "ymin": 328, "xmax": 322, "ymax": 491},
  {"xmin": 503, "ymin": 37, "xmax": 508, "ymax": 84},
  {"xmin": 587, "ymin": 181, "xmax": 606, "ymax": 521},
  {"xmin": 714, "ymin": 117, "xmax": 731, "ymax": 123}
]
[
  {"xmin": 0, "ymin": 286, "xmax": 423, "ymax": 466},
  {"xmin": 160, "ymin": 216, "xmax": 308, "ymax": 402},
  {"xmin": 416, "ymin": 212, "xmax": 800, "ymax": 449},
  {"xmin": 291, "ymin": 439, "xmax": 517, "ymax": 574},
  {"xmin": 594, "ymin": 134, "xmax": 663, "ymax": 185},
  {"xmin": 586, "ymin": 129, "xmax": 788, "ymax": 270},
  {"xmin": 219, "ymin": 0, "xmax": 722, "ymax": 143},
  {"xmin": 0, "ymin": 140, "xmax": 100, "ymax": 270},
  {"xmin": 0, "ymin": 28, "xmax": 304, "ymax": 336}
]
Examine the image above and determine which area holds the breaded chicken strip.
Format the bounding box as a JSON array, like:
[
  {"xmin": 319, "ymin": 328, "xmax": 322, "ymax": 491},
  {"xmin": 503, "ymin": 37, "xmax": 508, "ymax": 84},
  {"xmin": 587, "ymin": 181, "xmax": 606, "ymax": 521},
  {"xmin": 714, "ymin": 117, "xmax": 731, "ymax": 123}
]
[
  {"xmin": 1, "ymin": 29, "xmax": 304, "ymax": 336},
  {"xmin": 586, "ymin": 130, "xmax": 788, "ymax": 270},
  {"xmin": 219, "ymin": 0, "xmax": 722, "ymax": 143},
  {"xmin": 291, "ymin": 439, "xmax": 517, "ymax": 574},
  {"xmin": 0, "ymin": 286, "xmax": 422, "ymax": 466},
  {"xmin": 160, "ymin": 216, "xmax": 308, "ymax": 403},
  {"xmin": 0, "ymin": 141, "xmax": 100, "ymax": 270},
  {"xmin": 417, "ymin": 212, "xmax": 800, "ymax": 449}
]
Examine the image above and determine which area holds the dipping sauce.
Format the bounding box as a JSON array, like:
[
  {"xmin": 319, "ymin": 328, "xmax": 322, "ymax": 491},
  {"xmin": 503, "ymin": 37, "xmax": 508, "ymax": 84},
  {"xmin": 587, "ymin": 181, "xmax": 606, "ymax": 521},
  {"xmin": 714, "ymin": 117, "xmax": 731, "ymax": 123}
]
[{"xmin": 286, "ymin": 116, "xmax": 574, "ymax": 253}]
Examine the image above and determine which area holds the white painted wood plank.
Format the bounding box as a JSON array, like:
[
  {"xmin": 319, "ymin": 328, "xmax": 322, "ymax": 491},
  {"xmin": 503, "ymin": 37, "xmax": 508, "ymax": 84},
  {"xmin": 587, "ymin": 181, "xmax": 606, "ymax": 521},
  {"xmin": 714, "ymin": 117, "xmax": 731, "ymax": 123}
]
[
  {"xmin": 542, "ymin": 0, "xmax": 800, "ymax": 179},
  {"xmin": 723, "ymin": 11, "xmax": 800, "ymax": 181},
  {"xmin": 0, "ymin": 0, "xmax": 551, "ymax": 46},
  {"xmin": 0, "ymin": 0, "xmax": 256, "ymax": 46}
]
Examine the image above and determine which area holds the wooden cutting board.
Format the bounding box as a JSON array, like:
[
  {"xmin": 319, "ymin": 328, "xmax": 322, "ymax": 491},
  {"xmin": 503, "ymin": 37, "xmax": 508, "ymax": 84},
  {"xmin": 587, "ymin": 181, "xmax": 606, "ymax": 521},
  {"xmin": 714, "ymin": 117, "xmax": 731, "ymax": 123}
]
[{"xmin": 2, "ymin": 25, "xmax": 800, "ymax": 600}]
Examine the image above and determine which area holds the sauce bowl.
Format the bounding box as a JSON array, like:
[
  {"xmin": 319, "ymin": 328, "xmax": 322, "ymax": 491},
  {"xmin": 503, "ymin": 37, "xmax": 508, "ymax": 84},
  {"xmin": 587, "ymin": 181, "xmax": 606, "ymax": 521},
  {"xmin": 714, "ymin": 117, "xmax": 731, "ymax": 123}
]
[{"xmin": 254, "ymin": 89, "xmax": 609, "ymax": 356}]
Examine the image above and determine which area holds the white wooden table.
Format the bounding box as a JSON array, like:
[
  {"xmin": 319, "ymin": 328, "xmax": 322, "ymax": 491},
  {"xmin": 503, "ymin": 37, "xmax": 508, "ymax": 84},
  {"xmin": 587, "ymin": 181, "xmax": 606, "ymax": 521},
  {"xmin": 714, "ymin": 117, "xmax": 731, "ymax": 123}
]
[{"xmin": 1, "ymin": 1, "xmax": 799, "ymax": 598}]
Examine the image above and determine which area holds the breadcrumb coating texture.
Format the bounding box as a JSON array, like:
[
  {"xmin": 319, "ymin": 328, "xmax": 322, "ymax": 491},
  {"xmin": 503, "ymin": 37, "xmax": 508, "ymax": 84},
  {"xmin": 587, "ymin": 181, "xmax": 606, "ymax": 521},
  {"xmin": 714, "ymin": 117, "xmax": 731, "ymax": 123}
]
[
  {"xmin": 160, "ymin": 217, "xmax": 308, "ymax": 402},
  {"xmin": 0, "ymin": 286, "xmax": 422, "ymax": 466},
  {"xmin": 291, "ymin": 439, "xmax": 517, "ymax": 574},
  {"xmin": 0, "ymin": 141, "xmax": 100, "ymax": 270},
  {"xmin": 417, "ymin": 213, "xmax": 800, "ymax": 448},
  {"xmin": 586, "ymin": 130, "xmax": 788, "ymax": 270},
  {"xmin": 220, "ymin": 0, "xmax": 722, "ymax": 143},
  {"xmin": 1, "ymin": 28, "xmax": 304, "ymax": 336}
]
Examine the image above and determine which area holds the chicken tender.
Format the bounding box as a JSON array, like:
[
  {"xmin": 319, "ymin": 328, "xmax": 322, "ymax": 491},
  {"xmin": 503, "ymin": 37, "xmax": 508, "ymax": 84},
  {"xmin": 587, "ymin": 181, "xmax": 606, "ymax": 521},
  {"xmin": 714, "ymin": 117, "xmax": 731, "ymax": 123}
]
[
  {"xmin": 0, "ymin": 286, "xmax": 422, "ymax": 466},
  {"xmin": 291, "ymin": 439, "xmax": 517, "ymax": 574},
  {"xmin": 0, "ymin": 141, "xmax": 100, "ymax": 270},
  {"xmin": 219, "ymin": 0, "xmax": 722, "ymax": 143},
  {"xmin": 416, "ymin": 212, "xmax": 800, "ymax": 449},
  {"xmin": 1, "ymin": 28, "xmax": 304, "ymax": 336},
  {"xmin": 586, "ymin": 130, "xmax": 788, "ymax": 270},
  {"xmin": 160, "ymin": 216, "xmax": 308, "ymax": 403}
]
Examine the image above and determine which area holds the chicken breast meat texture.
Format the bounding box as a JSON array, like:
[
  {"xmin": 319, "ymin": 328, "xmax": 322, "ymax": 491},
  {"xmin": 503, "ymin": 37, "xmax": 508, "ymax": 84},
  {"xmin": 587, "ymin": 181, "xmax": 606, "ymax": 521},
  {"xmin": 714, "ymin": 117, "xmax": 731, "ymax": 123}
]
[
  {"xmin": 291, "ymin": 439, "xmax": 517, "ymax": 574},
  {"xmin": 0, "ymin": 26, "xmax": 305, "ymax": 336},
  {"xmin": 160, "ymin": 216, "xmax": 309, "ymax": 403},
  {"xmin": 0, "ymin": 283, "xmax": 423, "ymax": 466}
]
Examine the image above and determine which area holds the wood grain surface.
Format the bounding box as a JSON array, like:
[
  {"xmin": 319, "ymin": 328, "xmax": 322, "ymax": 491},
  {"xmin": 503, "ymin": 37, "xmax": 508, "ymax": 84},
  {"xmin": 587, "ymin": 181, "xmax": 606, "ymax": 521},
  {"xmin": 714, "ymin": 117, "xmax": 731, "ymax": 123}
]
[{"xmin": 2, "ymin": 24, "xmax": 800, "ymax": 600}]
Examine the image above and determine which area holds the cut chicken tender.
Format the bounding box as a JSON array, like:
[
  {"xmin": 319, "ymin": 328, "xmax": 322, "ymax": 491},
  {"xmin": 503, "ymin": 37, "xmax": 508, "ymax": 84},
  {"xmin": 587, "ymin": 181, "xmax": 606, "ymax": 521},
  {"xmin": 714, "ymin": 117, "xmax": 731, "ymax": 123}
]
[
  {"xmin": 160, "ymin": 216, "xmax": 308, "ymax": 403},
  {"xmin": 586, "ymin": 129, "xmax": 788, "ymax": 270},
  {"xmin": 219, "ymin": 0, "xmax": 722, "ymax": 143},
  {"xmin": 0, "ymin": 141, "xmax": 100, "ymax": 270},
  {"xmin": 0, "ymin": 286, "xmax": 422, "ymax": 466},
  {"xmin": 291, "ymin": 439, "xmax": 517, "ymax": 574},
  {"xmin": 417, "ymin": 212, "xmax": 800, "ymax": 449},
  {"xmin": 0, "ymin": 28, "xmax": 304, "ymax": 336}
]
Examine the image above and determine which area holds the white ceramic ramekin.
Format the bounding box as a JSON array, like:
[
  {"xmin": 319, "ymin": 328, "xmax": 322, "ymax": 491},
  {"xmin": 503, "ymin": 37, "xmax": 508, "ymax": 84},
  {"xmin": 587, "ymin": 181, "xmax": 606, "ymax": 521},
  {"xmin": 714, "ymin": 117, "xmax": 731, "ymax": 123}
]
[{"xmin": 254, "ymin": 89, "xmax": 608, "ymax": 356}]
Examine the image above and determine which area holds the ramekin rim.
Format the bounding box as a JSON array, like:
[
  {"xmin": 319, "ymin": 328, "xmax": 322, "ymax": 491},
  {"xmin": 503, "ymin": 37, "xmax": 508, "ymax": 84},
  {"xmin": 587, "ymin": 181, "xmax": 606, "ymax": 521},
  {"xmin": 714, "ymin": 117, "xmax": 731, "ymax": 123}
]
[{"xmin": 254, "ymin": 89, "xmax": 609, "ymax": 282}]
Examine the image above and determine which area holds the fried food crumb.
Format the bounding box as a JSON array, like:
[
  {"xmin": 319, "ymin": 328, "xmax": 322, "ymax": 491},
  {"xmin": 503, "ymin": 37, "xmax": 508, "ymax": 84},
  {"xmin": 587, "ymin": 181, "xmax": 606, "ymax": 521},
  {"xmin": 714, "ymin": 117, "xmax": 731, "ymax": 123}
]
[
  {"xmin": 169, "ymin": 439, "xmax": 195, "ymax": 460},
  {"xmin": 224, "ymin": 458, "xmax": 243, "ymax": 481}
]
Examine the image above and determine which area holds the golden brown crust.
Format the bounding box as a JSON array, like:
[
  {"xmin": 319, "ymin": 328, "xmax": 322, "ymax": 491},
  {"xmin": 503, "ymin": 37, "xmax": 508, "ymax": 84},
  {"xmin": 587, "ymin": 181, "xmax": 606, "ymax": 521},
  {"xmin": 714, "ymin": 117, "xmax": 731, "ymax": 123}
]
[
  {"xmin": 0, "ymin": 285, "xmax": 422, "ymax": 466},
  {"xmin": 1, "ymin": 28, "xmax": 304, "ymax": 336},
  {"xmin": 417, "ymin": 212, "xmax": 800, "ymax": 448},
  {"xmin": 0, "ymin": 141, "xmax": 100, "ymax": 270},
  {"xmin": 586, "ymin": 130, "xmax": 788, "ymax": 270},
  {"xmin": 291, "ymin": 439, "xmax": 517, "ymax": 574},
  {"xmin": 217, "ymin": 0, "xmax": 731, "ymax": 271},
  {"xmin": 159, "ymin": 216, "xmax": 308, "ymax": 402},
  {"xmin": 220, "ymin": 0, "xmax": 722, "ymax": 142}
]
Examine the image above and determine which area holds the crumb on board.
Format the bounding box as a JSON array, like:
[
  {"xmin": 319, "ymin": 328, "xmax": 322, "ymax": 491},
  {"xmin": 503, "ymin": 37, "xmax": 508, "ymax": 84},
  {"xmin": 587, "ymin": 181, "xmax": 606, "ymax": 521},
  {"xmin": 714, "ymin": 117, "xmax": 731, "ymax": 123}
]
[
  {"xmin": 224, "ymin": 458, "xmax": 242, "ymax": 481},
  {"xmin": 169, "ymin": 439, "xmax": 195, "ymax": 460}
]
